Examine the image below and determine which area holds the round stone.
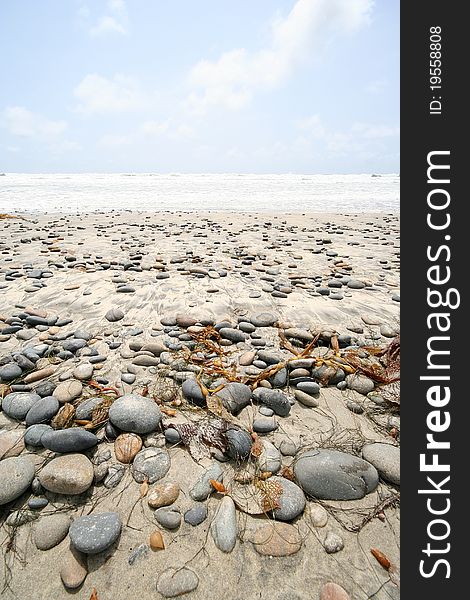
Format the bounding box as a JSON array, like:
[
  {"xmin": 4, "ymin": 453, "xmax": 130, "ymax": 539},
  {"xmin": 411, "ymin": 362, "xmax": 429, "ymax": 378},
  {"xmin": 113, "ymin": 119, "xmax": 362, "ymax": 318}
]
[
  {"xmin": 34, "ymin": 513, "xmax": 71, "ymax": 550},
  {"xmin": 296, "ymin": 381, "xmax": 320, "ymax": 396},
  {"xmin": 75, "ymin": 397, "xmax": 103, "ymax": 420},
  {"xmin": 213, "ymin": 382, "xmax": 252, "ymax": 414},
  {"xmin": 320, "ymin": 582, "xmax": 351, "ymax": 600},
  {"xmin": 2, "ymin": 392, "xmax": 41, "ymax": 420},
  {"xmin": 147, "ymin": 482, "xmax": 180, "ymax": 508},
  {"xmin": 226, "ymin": 428, "xmax": 252, "ymax": 461},
  {"xmin": 24, "ymin": 424, "xmax": 52, "ymax": 447},
  {"xmin": 323, "ymin": 531, "xmax": 344, "ymax": 553},
  {"xmin": 210, "ymin": 495, "xmax": 237, "ymax": 552},
  {"xmin": 258, "ymin": 440, "xmax": 281, "ymax": 473},
  {"xmin": 53, "ymin": 380, "xmax": 83, "ymax": 403},
  {"xmin": 25, "ymin": 395, "xmax": 59, "ymax": 425},
  {"xmin": 105, "ymin": 308, "xmax": 125, "ymax": 322},
  {"xmin": 293, "ymin": 449, "xmax": 379, "ymax": 500},
  {"xmin": 294, "ymin": 389, "xmax": 319, "ymax": 408},
  {"xmin": 181, "ymin": 379, "xmax": 205, "ymax": 404},
  {"xmin": 252, "ymin": 388, "xmax": 291, "ymax": 417},
  {"xmin": 0, "ymin": 456, "xmax": 35, "ymax": 505},
  {"xmin": 309, "ymin": 503, "xmax": 328, "ymax": 527},
  {"xmin": 154, "ymin": 507, "xmax": 181, "ymax": 530},
  {"xmin": 164, "ymin": 428, "xmax": 181, "ymax": 444},
  {"xmin": 156, "ymin": 567, "xmax": 199, "ymax": 598},
  {"xmin": 270, "ymin": 476, "xmax": 306, "ymax": 521},
  {"xmin": 60, "ymin": 547, "xmax": 88, "ymax": 590},
  {"xmin": 252, "ymin": 522, "xmax": 302, "ymax": 556},
  {"xmin": 69, "ymin": 512, "xmax": 122, "ymax": 554},
  {"xmin": 250, "ymin": 312, "xmax": 277, "ymax": 327},
  {"xmin": 131, "ymin": 447, "xmax": 170, "ymax": 483},
  {"xmin": 184, "ymin": 503, "xmax": 208, "ymax": 526},
  {"xmin": 190, "ymin": 463, "xmax": 223, "ymax": 501},
  {"xmin": 73, "ymin": 363, "xmax": 93, "ymax": 380},
  {"xmin": 253, "ymin": 416, "xmax": 278, "ymax": 434},
  {"xmin": 41, "ymin": 429, "xmax": 98, "ymax": 453},
  {"xmin": 39, "ymin": 453, "xmax": 94, "ymax": 495},
  {"xmin": 345, "ymin": 374, "xmax": 375, "ymax": 395},
  {"xmin": 109, "ymin": 393, "xmax": 162, "ymax": 434},
  {"xmin": 362, "ymin": 443, "xmax": 400, "ymax": 485}
]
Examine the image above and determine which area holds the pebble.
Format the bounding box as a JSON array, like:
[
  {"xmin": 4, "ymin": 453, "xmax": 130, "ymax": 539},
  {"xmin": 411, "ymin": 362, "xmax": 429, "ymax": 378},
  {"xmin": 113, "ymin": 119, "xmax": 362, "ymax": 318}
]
[
  {"xmin": 270, "ymin": 476, "xmax": 306, "ymax": 521},
  {"xmin": 0, "ymin": 456, "xmax": 35, "ymax": 504},
  {"xmin": 114, "ymin": 432, "xmax": 143, "ymax": 463},
  {"xmin": 121, "ymin": 373, "xmax": 136, "ymax": 384},
  {"xmin": 164, "ymin": 428, "xmax": 181, "ymax": 444},
  {"xmin": 190, "ymin": 462, "xmax": 223, "ymax": 500},
  {"xmin": 156, "ymin": 567, "xmax": 199, "ymax": 598},
  {"xmin": 320, "ymin": 582, "xmax": 351, "ymax": 600},
  {"xmin": 294, "ymin": 389, "xmax": 319, "ymax": 408},
  {"xmin": 258, "ymin": 440, "xmax": 282, "ymax": 473},
  {"xmin": 293, "ymin": 449, "xmax": 379, "ymax": 500},
  {"xmin": 131, "ymin": 447, "xmax": 171, "ymax": 483},
  {"xmin": 69, "ymin": 511, "xmax": 122, "ymax": 554},
  {"xmin": 73, "ymin": 363, "xmax": 94, "ymax": 380},
  {"xmin": 34, "ymin": 513, "xmax": 71, "ymax": 550},
  {"xmin": 250, "ymin": 312, "xmax": 277, "ymax": 327},
  {"xmin": 210, "ymin": 495, "xmax": 237, "ymax": 552},
  {"xmin": 24, "ymin": 366, "xmax": 57, "ymax": 384},
  {"xmin": 253, "ymin": 416, "xmax": 278, "ymax": 433},
  {"xmin": 362, "ymin": 442, "xmax": 400, "ymax": 485},
  {"xmin": 53, "ymin": 380, "xmax": 83, "ymax": 403},
  {"xmin": 181, "ymin": 378, "xmax": 205, "ymax": 404},
  {"xmin": 296, "ymin": 381, "xmax": 320, "ymax": 396},
  {"xmin": 345, "ymin": 374, "xmax": 375, "ymax": 395},
  {"xmin": 74, "ymin": 396, "xmax": 103, "ymax": 420},
  {"xmin": 323, "ymin": 531, "xmax": 344, "ymax": 553},
  {"xmin": 279, "ymin": 439, "xmax": 298, "ymax": 456},
  {"xmin": 39, "ymin": 453, "xmax": 94, "ymax": 495},
  {"xmin": 27, "ymin": 496, "xmax": 49, "ymax": 509},
  {"xmin": 252, "ymin": 522, "xmax": 302, "ymax": 556},
  {"xmin": 104, "ymin": 464, "xmax": 125, "ymax": 488},
  {"xmin": 25, "ymin": 395, "xmax": 59, "ymax": 425},
  {"xmin": 105, "ymin": 308, "xmax": 125, "ymax": 322},
  {"xmin": 184, "ymin": 503, "xmax": 208, "ymax": 526},
  {"xmin": 0, "ymin": 362, "xmax": 22, "ymax": 382},
  {"xmin": 41, "ymin": 428, "xmax": 98, "ymax": 453},
  {"xmin": 2, "ymin": 391, "xmax": 41, "ymax": 420},
  {"xmin": 252, "ymin": 387, "xmax": 291, "ymax": 416},
  {"xmin": 309, "ymin": 503, "xmax": 328, "ymax": 527},
  {"xmin": 213, "ymin": 382, "xmax": 252, "ymax": 413},
  {"xmin": 0, "ymin": 429, "xmax": 25, "ymax": 459},
  {"xmin": 154, "ymin": 507, "xmax": 181, "ymax": 529},
  {"xmin": 60, "ymin": 547, "xmax": 88, "ymax": 590},
  {"xmin": 24, "ymin": 423, "xmax": 52, "ymax": 447},
  {"xmin": 226, "ymin": 428, "xmax": 252, "ymax": 460},
  {"xmin": 109, "ymin": 393, "xmax": 162, "ymax": 434},
  {"xmin": 239, "ymin": 351, "xmax": 256, "ymax": 366},
  {"xmin": 147, "ymin": 481, "xmax": 180, "ymax": 508}
]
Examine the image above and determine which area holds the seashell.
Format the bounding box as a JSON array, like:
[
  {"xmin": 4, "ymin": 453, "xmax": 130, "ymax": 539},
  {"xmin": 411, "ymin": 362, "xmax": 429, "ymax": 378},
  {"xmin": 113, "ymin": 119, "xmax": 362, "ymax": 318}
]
[
  {"xmin": 114, "ymin": 433, "xmax": 142, "ymax": 463},
  {"xmin": 149, "ymin": 530, "xmax": 165, "ymax": 550}
]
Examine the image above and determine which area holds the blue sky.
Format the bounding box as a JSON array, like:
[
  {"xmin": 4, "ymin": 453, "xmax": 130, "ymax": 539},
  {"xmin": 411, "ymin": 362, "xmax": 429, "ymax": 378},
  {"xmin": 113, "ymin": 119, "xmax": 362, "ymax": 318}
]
[{"xmin": 0, "ymin": 0, "xmax": 399, "ymax": 173}]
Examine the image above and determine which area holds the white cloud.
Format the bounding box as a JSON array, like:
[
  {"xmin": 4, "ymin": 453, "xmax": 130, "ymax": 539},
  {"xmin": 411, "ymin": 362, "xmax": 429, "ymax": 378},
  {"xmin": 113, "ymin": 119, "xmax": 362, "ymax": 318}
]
[
  {"xmin": 141, "ymin": 120, "xmax": 169, "ymax": 136},
  {"xmin": 99, "ymin": 133, "xmax": 130, "ymax": 147},
  {"xmin": 352, "ymin": 122, "xmax": 400, "ymax": 139},
  {"xmin": 1, "ymin": 106, "xmax": 67, "ymax": 139},
  {"xmin": 366, "ymin": 78, "xmax": 389, "ymax": 94},
  {"xmin": 89, "ymin": 0, "xmax": 128, "ymax": 36},
  {"xmin": 188, "ymin": 0, "xmax": 373, "ymax": 113},
  {"xmin": 141, "ymin": 120, "xmax": 194, "ymax": 140},
  {"xmin": 296, "ymin": 114, "xmax": 326, "ymax": 138},
  {"xmin": 74, "ymin": 74, "xmax": 150, "ymax": 114}
]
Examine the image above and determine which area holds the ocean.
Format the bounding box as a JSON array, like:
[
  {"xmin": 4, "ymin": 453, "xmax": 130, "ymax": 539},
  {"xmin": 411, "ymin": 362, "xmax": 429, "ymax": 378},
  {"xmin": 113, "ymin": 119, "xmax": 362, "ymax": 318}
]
[{"xmin": 0, "ymin": 173, "xmax": 399, "ymax": 214}]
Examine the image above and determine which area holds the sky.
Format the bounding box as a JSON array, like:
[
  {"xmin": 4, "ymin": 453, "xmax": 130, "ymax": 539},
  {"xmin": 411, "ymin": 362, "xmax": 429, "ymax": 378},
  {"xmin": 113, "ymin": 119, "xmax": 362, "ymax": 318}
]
[{"xmin": 0, "ymin": 0, "xmax": 399, "ymax": 173}]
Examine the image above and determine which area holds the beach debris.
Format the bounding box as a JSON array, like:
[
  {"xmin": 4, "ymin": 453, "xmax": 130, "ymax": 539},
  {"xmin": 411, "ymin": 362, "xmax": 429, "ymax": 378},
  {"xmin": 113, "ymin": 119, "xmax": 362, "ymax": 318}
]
[{"xmin": 149, "ymin": 531, "xmax": 165, "ymax": 550}]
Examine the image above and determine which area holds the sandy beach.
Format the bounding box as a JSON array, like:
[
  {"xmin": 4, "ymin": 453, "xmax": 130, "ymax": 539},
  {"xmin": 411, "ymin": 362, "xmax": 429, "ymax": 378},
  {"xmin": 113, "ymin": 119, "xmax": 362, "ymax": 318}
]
[{"xmin": 0, "ymin": 210, "xmax": 400, "ymax": 600}]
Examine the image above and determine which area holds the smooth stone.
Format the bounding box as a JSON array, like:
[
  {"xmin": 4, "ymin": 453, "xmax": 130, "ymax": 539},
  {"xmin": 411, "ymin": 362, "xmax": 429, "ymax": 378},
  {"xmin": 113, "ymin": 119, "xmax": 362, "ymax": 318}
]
[
  {"xmin": 320, "ymin": 582, "xmax": 351, "ymax": 600},
  {"xmin": 181, "ymin": 378, "xmax": 205, "ymax": 404},
  {"xmin": 256, "ymin": 350, "xmax": 283, "ymax": 365},
  {"xmin": 41, "ymin": 428, "xmax": 98, "ymax": 453},
  {"xmin": 294, "ymin": 389, "xmax": 319, "ymax": 408},
  {"xmin": 27, "ymin": 496, "xmax": 49, "ymax": 509},
  {"xmin": 39, "ymin": 453, "xmax": 94, "ymax": 494},
  {"xmin": 69, "ymin": 512, "xmax": 122, "ymax": 554},
  {"xmin": 34, "ymin": 513, "xmax": 71, "ymax": 550},
  {"xmin": 270, "ymin": 367, "xmax": 288, "ymax": 388},
  {"xmin": 184, "ymin": 503, "xmax": 208, "ymax": 526},
  {"xmin": 74, "ymin": 396, "xmax": 103, "ymax": 420},
  {"xmin": 250, "ymin": 312, "xmax": 277, "ymax": 327},
  {"xmin": 346, "ymin": 400, "xmax": 364, "ymax": 414},
  {"xmin": 239, "ymin": 351, "xmax": 256, "ymax": 366},
  {"xmin": 6, "ymin": 509, "xmax": 39, "ymax": 527},
  {"xmin": 104, "ymin": 464, "xmax": 125, "ymax": 488},
  {"xmin": 309, "ymin": 503, "xmax": 328, "ymax": 527},
  {"xmin": 323, "ymin": 531, "xmax": 344, "ymax": 553},
  {"xmin": 53, "ymin": 380, "xmax": 83, "ymax": 403},
  {"xmin": 219, "ymin": 327, "xmax": 246, "ymax": 343},
  {"xmin": 259, "ymin": 406, "xmax": 274, "ymax": 416},
  {"xmin": 289, "ymin": 368, "xmax": 311, "ymax": 379},
  {"xmin": 147, "ymin": 481, "xmax": 180, "ymax": 508},
  {"xmin": 73, "ymin": 363, "xmax": 93, "ymax": 380},
  {"xmin": 164, "ymin": 428, "xmax": 181, "ymax": 444},
  {"xmin": 345, "ymin": 374, "xmax": 375, "ymax": 395},
  {"xmin": 109, "ymin": 393, "xmax": 162, "ymax": 434},
  {"xmin": 25, "ymin": 395, "xmax": 59, "ymax": 425},
  {"xmin": 2, "ymin": 391, "xmax": 41, "ymax": 420},
  {"xmin": 24, "ymin": 366, "xmax": 57, "ymax": 384},
  {"xmin": 294, "ymin": 449, "xmax": 379, "ymax": 500},
  {"xmin": 132, "ymin": 355, "xmax": 160, "ymax": 367},
  {"xmin": 60, "ymin": 547, "xmax": 88, "ymax": 590},
  {"xmin": 131, "ymin": 447, "xmax": 170, "ymax": 483},
  {"xmin": 252, "ymin": 387, "xmax": 291, "ymax": 416},
  {"xmin": 270, "ymin": 476, "xmax": 306, "ymax": 521},
  {"xmin": 279, "ymin": 439, "xmax": 298, "ymax": 456},
  {"xmin": 121, "ymin": 373, "xmax": 136, "ymax": 384},
  {"xmin": 0, "ymin": 456, "xmax": 35, "ymax": 504},
  {"xmin": 0, "ymin": 429, "xmax": 25, "ymax": 458},
  {"xmin": 210, "ymin": 495, "xmax": 237, "ymax": 552},
  {"xmin": 362, "ymin": 443, "xmax": 400, "ymax": 485},
  {"xmin": 24, "ymin": 424, "xmax": 52, "ymax": 447},
  {"xmin": 156, "ymin": 567, "xmax": 199, "ymax": 598},
  {"xmin": 190, "ymin": 462, "xmax": 223, "ymax": 501},
  {"xmin": 0, "ymin": 363, "xmax": 22, "ymax": 382},
  {"xmin": 253, "ymin": 416, "xmax": 278, "ymax": 434},
  {"xmin": 252, "ymin": 522, "xmax": 302, "ymax": 556},
  {"xmin": 105, "ymin": 308, "xmax": 125, "ymax": 322},
  {"xmin": 296, "ymin": 381, "xmax": 320, "ymax": 396},
  {"xmin": 62, "ymin": 339, "xmax": 87, "ymax": 353},
  {"xmin": 154, "ymin": 507, "xmax": 181, "ymax": 529},
  {"xmin": 226, "ymin": 428, "xmax": 252, "ymax": 460},
  {"xmin": 258, "ymin": 440, "xmax": 281, "ymax": 473},
  {"xmin": 213, "ymin": 382, "xmax": 252, "ymax": 413}
]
